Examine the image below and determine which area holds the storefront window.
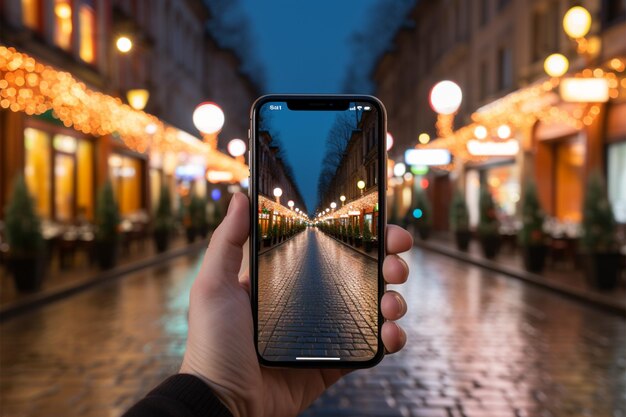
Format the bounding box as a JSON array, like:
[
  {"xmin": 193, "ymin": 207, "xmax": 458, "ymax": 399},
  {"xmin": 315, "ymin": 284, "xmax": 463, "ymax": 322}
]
[
  {"xmin": 608, "ymin": 142, "xmax": 626, "ymax": 223},
  {"xmin": 53, "ymin": 0, "xmax": 73, "ymax": 51},
  {"xmin": 24, "ymin": 128, "xmax": 51, "ymax": 218},
  {"xmin": 554, "ymin": 136, "xmax": 584, "ymax": 222},
  {"xmin": 54, "ymin": 153, "xmax": 75, "ymax": 222},
  {"xmin": 79, "ymin": 1, "xmax": 96, "ymax": 63},
  {"xmin": 149, "ymin": 168, "xmax": 162, "ymax": 212},
  {"xmin": 486, "ymin": 164, "xmax": 520, "ymax": 220},
  {"xmin": 77, "ymin": 140, "xmax": 94, "ymax": 220},
  {"xmin": 22, "ymin": 0, "xmax": 39, "ymax": 30},
  {"xmin": 109, "ymin": 154, "xmax": 143, "ymax": 215}
]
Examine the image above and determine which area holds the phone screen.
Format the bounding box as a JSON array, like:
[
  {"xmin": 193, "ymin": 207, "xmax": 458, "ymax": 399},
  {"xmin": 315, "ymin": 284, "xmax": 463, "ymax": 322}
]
[{"xmin": 252, "ymin": 97, "xmax": 385, "ymax": 365}]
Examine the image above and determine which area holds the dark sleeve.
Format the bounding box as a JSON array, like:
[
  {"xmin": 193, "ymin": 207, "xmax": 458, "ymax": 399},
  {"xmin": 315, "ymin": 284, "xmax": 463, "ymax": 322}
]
[{"xmin": 122, "ymin": 374, "xmax": 234, "ymax": 417}]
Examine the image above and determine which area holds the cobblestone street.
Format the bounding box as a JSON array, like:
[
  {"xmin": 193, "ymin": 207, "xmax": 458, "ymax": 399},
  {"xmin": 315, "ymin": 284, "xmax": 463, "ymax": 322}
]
[
  {"xmin": 258, "ymin": 228, "xmax": 378, "ymax": 361},
  {"xmin": 0, "ymin": 247, "xmax": 624, "ymax": 417}
]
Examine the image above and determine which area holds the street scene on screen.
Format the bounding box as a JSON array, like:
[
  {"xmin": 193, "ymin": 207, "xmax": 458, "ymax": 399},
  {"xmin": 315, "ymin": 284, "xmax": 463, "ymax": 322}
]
[{"xmin": 257, "ymin": 104, "xmax": 381, "ymax": 361}]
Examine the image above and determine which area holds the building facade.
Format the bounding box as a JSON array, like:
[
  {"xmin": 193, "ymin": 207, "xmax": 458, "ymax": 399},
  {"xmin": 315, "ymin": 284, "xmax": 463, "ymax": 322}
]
[
  {"xmin": 375, "ymin": 0, "xmax": 626, "ymax": 231},
  {"xmin": 0, "ymin": 0, "xmax": 255, "ymax": 227}
]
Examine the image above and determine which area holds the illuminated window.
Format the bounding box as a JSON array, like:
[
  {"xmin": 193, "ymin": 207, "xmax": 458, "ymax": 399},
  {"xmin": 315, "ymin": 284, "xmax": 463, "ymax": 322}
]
[
  {"xmin": 79, "ymin": 1, "xmax": 96, "ymax": 63},
  {"xmin": 55, "ymin": 153, "xmax": 75, "ymax": 222},
  {"xmin": 109, "ymin": 154, "xmax": 143, "ymax": 215},
  {"xmin": 24, "ymin": 128, "xmax": 51, "ymax": 219},
  {"xmin": 77, "ymin": 140, "xmax": 94, "ymax": 220},
  {"xmin": 22, "ymin": 0, "xmax": 39, "ymax": 29},
  {"xmin": 54, "ymin": 0, "xmax": 73, "ymax": 51}
]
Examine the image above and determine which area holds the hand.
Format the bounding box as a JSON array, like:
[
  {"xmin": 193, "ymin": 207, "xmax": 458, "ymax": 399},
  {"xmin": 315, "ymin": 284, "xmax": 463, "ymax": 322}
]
[{"xmin": 180, "ymin": 193, "xmax": 413, "ymax": 417}]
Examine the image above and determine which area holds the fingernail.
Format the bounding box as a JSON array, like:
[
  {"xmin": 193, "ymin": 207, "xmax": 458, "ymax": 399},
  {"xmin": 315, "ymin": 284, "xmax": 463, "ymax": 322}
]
[
  {"xmin": 227, "ymin": 193, "xmax": 238, "ymax": 216},
  {"xmin": 394, "ymin": 293, "xmax": 407, "ymax": 315}
]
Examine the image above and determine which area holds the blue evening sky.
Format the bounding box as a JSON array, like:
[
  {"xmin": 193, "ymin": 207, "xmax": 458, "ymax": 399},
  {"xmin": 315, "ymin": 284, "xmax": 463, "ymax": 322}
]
[{"xmin": 238, "ymin": 1, "xmax": 379, "ymax": 213}]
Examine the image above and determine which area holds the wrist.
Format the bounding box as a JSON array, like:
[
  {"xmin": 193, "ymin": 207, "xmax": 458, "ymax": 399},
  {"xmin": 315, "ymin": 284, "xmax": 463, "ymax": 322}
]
[{"xmin": 179, "ymin": 363, "xmax": 245, "ymax": 417}]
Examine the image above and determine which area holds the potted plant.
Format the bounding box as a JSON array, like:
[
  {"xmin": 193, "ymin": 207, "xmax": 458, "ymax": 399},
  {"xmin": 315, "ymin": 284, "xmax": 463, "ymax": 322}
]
[
  {"xmin": 153, "ymin": 185, "xmax": 174, "ymax": 253},
  {"xmin": 354, "ymin": 223, "xmax": 363, "ymax": 247},
  {"xmin": 4, "ymin": 175, "xmax": 45, "ymax": 292},
  {"xmin": 518, "ymin": 181, "xmax": 547, "ymax": 273},
  {"xmin": 413, "ymin": 190, "xmax": 432, "ymax": 240},
  {"xmin": 363, "ymin": 224, "xmax": 373, "ymax": 253},
  {"xmin": 193, "ymin": 196, "xmax": 209, "ymax": 239},
  {"xmin": 272, "ymin": 223, "xmax": 279, "ymax": 244},
  {"xmin": 477, "ymin": 185, "xmax": 500, "ymax": 259},
  {"xmin": 449, "ymin": 189, "xmax": 471, "ymax": 251},
  {"xmin": 347, "ymin": 224, "xmax": 354, "ymax": 245},
  {"xmin": 95, "ymin": 180, "xmax": 121, "ymax": 269},
  {"xmin": 581, "ymin": 173, "xmax": 621, "ymax": 290}
]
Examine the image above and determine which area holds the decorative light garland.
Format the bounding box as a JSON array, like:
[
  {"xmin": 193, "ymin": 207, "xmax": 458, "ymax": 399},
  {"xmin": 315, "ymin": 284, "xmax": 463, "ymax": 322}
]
[
  {"xmin": 319, "ymin": 191, "xmax": 378, "ymax": 221},
  {"xmin": 0, "ymin": 46, "xmax": 248, "ymax": 180}
]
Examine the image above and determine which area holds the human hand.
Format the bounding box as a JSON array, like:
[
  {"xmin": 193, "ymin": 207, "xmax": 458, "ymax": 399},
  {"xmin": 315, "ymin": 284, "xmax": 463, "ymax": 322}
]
[{"xmin": 180, "ymin": 192, "xmax": 413, "ymax": 417}]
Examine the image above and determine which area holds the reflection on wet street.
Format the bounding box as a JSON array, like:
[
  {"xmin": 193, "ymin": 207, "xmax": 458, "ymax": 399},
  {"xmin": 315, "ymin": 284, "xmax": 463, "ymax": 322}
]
[{"xmin": 1, "ymin": 247, "xmax": 624, "ymax": 417}]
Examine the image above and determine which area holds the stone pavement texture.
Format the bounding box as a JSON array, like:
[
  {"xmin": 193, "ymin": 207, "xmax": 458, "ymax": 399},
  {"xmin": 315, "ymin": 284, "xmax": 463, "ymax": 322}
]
[
  {"xmin": 0, "ymin": 247, "xmax": 624, "ymax": 417},
  {"xmin": 258, "ymin": 228, "xmax": 378, "ymax": 362}
]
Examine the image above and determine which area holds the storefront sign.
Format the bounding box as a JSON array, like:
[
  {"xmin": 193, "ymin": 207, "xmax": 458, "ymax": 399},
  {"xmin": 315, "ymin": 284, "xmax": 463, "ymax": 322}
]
[
  {"xmin": 560, "ymin": 78, "xmax": 609, "ymax": 103},
  {"xmin": 176, "ymin": 164, "xmax": 205, "ymax": 180},
  {"xmin": 467, "ymin": 139, "xmax": 519, "ymax": 156},
  {"xmin": 348, "ymin": 210, "xmax": 361, "ymax": 216},
  {"xmin": 405, "ymin": 149, "xmax": 451, "ymax": 166},
  {"xmin": 206, "ymin": 170, "xmax": 234, "ymax": 183}
]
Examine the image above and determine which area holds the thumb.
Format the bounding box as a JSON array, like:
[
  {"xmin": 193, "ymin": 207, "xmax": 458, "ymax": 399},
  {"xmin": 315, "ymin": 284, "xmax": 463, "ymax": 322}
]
[{"xmin": 196, "ymin": 192, "xmax": 250, "ymax": 294}]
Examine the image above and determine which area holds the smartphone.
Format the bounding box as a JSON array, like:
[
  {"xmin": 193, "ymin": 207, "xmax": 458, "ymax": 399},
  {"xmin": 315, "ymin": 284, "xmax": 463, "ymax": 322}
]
[{"xmin": 249, "ymin": 95, "xmax": 387, "ymax": 368}]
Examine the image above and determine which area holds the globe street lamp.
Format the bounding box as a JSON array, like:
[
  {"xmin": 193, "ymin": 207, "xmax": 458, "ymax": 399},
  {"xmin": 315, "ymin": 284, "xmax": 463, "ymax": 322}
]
[
  {"xmin": 116, "ymin": 36, "xmax": 133, "ymax": 53},
  {"xmin": 386, "ymin": 132, "xmax": 394, "ymax": 151},
  {"xmin": 340, "ymin": 195, "xmax": 346, "ymax": 206},
  {"xmin": 273, "ymin": 187, "xmax": 283, "ymax": 204},
  {"xmin": 563, "ymin": 6, "xmax": 591, "ymax": 39},
  {"xmin": 544, "ymin": 53, "xmax": 569, "ymax": 77},
  {"xmin": 330, "ymin": 202, "xmax": 337, "ymax": 210},
  {"xmin": 430, "ymin": 80, "xmax": 463, "ymax": 138},
  {"xmin": 228, "ymin": 138, "xmax": 246, "ymax": 164},
  {"xmin": 288, "ymin": 200, "xmax": 294, "ymax": 209},
  {"xmin": 474, "ymin": 125, "xmax": 488, "ymax": 140},
  {"xmin": 126, "ymin": 89, "xmax": 149, "ymax": 111},
  {"xmin": 357, "ymin": 180, "xmax": 365, "ymax": 196},
  {"xmin": 193, "ymin": 102, "xmax": 224, "ymax": 149}
]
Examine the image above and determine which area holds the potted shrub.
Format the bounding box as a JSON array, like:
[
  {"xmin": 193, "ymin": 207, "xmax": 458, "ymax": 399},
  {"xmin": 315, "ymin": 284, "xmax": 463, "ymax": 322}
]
[
  {"xmin": 354, "ymin": 223, "xmax": 363, "ymax": 247},
  {"xmin": 413, "ymin": 190, "xmax": 432, "ymax": 240},
  {"xmin": 449, "ymin": 189, "xmax": 471, "ymax": 251},
  {"xmin": 581, "ymin": 173, "xmax": 621, "ymax": 290},
  {"xmin": 477, "ymin": 185, "xmax": 500, "ymax": 259},
  {"xmin": 272, "ymin": 224, "xmax": 279, "ymax": 244},
  {"xmin": 518, "ymin": 181, "xmax": 547, "ymax": 273},
  {"xmin": 193, "ymin": 196, "xmax": 209, "ymax": 239},
  {"xmin": 347, "ymin": 224, "xmax": 354, "ymax": 245},
  {"xmin": 153, "ymin": 185, "xmax": 174, "ymax": 253},
  {"xmin": 263, "ymin": 221, "xmax": 272, "ymax": 247},
  {"xmin": 4, "ymin": 175, "xmax": 45, "ymax": 292},
  {"xmin": 95, "ymin": 180, "xmax": 120, "ymax": 269},
  {"xmin": 363, "ymin": 225, "xmax": 373, "ymax": 253}
]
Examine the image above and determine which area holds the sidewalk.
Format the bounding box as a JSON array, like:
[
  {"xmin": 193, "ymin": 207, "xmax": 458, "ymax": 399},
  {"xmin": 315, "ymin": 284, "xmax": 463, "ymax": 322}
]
[
  {"xmin": 0, "ymin": 234, "xmax": 210, "ymax": 320},
  {"xmin": 413, "ymin": 230, "xmax": 626, "ymax": 315}
]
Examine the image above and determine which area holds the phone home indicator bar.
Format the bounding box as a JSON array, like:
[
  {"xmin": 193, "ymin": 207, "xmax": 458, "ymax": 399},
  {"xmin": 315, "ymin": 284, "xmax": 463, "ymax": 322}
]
[{"xmin": 296, "ymin": 357, "xmax": 341, "ymax": 361}]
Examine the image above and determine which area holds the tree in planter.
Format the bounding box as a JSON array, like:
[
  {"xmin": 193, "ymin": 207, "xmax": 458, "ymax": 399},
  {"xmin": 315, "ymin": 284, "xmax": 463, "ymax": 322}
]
[
  {"xmin": 153, "ymin": 185, "xmax": 174, "ymax": 253},
  {"xmin": 354, "ymin": 222, "xmax": 363, "ymax": 247},
  {"xmin": 272, "ymin": 223, "xmax": 279, "ymax": 244},
  {"xmin": 518, "ymin": 181, "xmax": 547, "ymax": 273},
  {"xmin": 362, "ymin": 224, "xmax": 373, "ymax": 252},
  {"xmin": 413, "ymin": 190, "xmax": 432, "ymax": 240},
  {"xmin": 193, "ymin": 195, "xmax": 209, "ymax": 239},
  {"xmin": 5, "ymin": 175, "xmax": 45, "ymax": 291},
  {"xmin": 347, "ymin": 224, "xmax": 354, "ymax": 245},
  {"xmin": 477, "ymin": 185, "xmax": 500, "ymax": 259},
  {"xmin": 449, "ymin": 189, "xmax": 471, "ymax": 251},
  {"xmin": 95, "ymin": 180, "xmax": 121, "ymax": 269},
  {"xmin": 581, "ymin": 172, "xmax": 620, "ymax": 290}
]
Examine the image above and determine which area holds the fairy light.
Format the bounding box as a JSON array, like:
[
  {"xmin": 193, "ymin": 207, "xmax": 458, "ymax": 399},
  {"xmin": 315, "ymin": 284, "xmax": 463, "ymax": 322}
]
[{"xmin": 0, "ymin": 46, "xmax": 249, "ymax": 181}]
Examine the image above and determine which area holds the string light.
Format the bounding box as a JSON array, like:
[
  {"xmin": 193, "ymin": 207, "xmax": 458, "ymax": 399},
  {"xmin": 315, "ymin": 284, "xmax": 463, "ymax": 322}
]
[{"xmin": 0, "ymin": 46, "xmax": 248, "ymax": 181}]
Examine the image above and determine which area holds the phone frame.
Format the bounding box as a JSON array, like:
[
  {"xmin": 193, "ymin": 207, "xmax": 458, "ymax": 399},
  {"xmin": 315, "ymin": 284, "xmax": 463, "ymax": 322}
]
[{"xmin": 249, "ymin": 94, "xmax": 387, "ymax": 368}]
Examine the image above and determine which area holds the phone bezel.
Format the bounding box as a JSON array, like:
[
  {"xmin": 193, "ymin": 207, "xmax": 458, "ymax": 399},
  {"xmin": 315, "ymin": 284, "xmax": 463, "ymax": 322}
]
[{"xmin": 249, "ymin": 94, "xmax": 387, "ymax": 369}]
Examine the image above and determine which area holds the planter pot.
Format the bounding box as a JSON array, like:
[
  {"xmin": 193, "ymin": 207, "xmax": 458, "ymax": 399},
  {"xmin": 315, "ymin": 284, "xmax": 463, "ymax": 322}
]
[
  {"xmin": 522, "ymin": 245, "xmax": 547, "ymax": 273},
  {"xmin": 154, "ymin": 230, "xmax": 170, "ymax": 253},
  {"xmin": 8, "ymin": 254, "xmax": 45, "ymax": 292},
  {"xmin": 455, "ymin": 231, "xmax": 472, "ymax": 251},
  {"xmin": 479, "ymin": 235, "xmax": 500, "ymax": 259},
  {"xmin": 95, "ymin": 240, "xmax": 118, "ymax": 270},
  {"xmin": 355, "ymin": 237, "xmax": 363, "ymax": 248},
  {"xmin": 585, "ymin": 252, "xmax": 621, "ymax": 291},
  {"xmin": 185, "ymin": 227, "xmax": 197, "ymax": 243},
  {"xmin": 417, "ymin": 226, "xmax": 431, "ymax": 241},
  {"xmin": 263, "ymin": 238, "xmax": 272, "ymax": 248},
  {"xmin": 364, "ymin": 240, "xmax": 373, "ymax": 253}
]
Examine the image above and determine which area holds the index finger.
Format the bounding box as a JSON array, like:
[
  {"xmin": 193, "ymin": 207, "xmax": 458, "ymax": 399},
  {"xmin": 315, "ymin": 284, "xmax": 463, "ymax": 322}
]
[{"xmin": 386, "ymin": 225, "xmax": 413, "ymax": 254}]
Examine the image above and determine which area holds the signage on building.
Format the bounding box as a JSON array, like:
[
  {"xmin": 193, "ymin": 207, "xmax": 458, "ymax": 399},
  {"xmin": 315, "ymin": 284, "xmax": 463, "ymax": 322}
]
[
  {"xmin": 466, "ymin": 139, "xmax": 520, "ymax": 156},
  {"xmin": 560, "ymin": 77, "xmax": 609, "ymax": 103},
  {"xmin": 405, "ymin": 149, "xmax": 452, "ymax": 166},
  {"xmin": 175, "ymin": 164, "xmax": 205, "ymax": 180}
]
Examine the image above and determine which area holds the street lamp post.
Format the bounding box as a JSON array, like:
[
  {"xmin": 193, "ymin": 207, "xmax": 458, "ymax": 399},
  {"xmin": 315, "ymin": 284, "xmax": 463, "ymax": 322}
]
[
  {"xmin": 340, "ymin": 195, "xmax": 346, "ymax": 206},
  {"xmin": 273, "ymin": 187, "xmax": 283, "ymax": 204},
  {"xmin": 227, "ymin": 138, "xmax": 246, "ymax": 163},
  {"xmin": 429, "ymin": 80, "xmax": 463, "ymax": 138},
  {"xmin": 357, "ymin": 180, "xmax": 365, "ymax": 196},
  {"xmin": 193, "ymin": 102, "xmax": 225, "ymax": 150}
]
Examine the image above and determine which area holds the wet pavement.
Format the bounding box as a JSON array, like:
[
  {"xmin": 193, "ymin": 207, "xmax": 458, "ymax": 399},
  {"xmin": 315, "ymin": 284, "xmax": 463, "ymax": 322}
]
[
  {"xmin": 258, "ymin": 228, "xmax": 378, "ymax": 362},
  {"xmin": 0, "ymin": 246, "xmax": 625, "ymax": 417}
]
